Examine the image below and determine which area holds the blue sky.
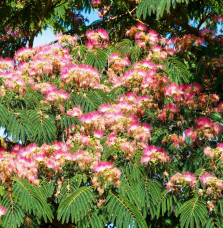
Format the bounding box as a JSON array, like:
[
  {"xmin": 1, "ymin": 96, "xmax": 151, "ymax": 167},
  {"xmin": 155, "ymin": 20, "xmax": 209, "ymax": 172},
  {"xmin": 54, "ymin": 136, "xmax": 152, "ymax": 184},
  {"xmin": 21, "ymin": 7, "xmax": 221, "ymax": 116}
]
[{"xmin": 33, "ymin": 10, "xmax": 99, "ymax": 47}]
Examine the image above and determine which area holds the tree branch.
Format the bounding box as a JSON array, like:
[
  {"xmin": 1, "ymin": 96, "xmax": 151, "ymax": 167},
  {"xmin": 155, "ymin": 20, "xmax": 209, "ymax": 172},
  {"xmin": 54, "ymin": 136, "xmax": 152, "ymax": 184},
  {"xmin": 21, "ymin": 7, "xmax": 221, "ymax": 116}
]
[
  {"xmin": 162, "ymin": 13, "xmax": 200, "ymax": 36},
  {"xmin": 28, "ymin": 0, "xmax": 52, "ymax": 47}
]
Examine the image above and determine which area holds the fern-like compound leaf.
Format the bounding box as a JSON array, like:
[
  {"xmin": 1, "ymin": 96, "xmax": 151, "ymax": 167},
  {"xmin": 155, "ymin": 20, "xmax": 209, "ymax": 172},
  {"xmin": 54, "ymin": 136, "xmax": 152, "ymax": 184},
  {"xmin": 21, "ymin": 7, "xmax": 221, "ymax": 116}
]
[
  {"xmin": 106, "ymin": 192, "xmax": 148, "ymax": 228},
  {"xmin": 165, "ymin": 57, "xmax": 192, "ymax": 84},
  {"xmin": 1, "ymin": 194, "xmax": 25, "ymax": 228},
  {"xmin": 57, "ymin": 186, "xmax": 96, "ymax": 224},
  {"xmin": 179, "ymin": 197, "xmax": 208, "ymax": 228},
  {"xmin": 12, "ymin": 178, "xmax": 54, "ymax": 223}
]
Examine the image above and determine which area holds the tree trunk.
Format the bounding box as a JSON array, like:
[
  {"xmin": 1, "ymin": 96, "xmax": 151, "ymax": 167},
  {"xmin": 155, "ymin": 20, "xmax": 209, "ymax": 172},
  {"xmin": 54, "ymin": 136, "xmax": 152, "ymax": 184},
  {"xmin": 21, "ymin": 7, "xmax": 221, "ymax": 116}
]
[{"xmin": 28, "ymin": 0, "xmax": 52, "ymax": 47}]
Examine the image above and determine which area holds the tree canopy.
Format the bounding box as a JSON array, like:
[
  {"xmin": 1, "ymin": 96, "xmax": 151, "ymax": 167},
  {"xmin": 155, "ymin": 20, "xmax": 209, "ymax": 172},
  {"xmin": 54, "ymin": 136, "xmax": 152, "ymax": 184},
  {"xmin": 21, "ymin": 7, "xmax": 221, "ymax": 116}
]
[
  {"xmin": 0, "ymin": 0, "xmax": 222, "ymax": 54},
  {"xmin": 0, "ymin": 0, "xmax": 222, "ymax": 227}
]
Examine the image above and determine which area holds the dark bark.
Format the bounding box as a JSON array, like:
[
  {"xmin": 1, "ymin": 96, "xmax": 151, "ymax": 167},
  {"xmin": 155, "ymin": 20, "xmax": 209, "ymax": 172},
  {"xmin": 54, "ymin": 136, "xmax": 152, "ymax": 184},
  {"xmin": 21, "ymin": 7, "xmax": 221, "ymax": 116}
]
[{"xmin": 28, "ymin": 0, "xmax": 52, "ymax": 47}]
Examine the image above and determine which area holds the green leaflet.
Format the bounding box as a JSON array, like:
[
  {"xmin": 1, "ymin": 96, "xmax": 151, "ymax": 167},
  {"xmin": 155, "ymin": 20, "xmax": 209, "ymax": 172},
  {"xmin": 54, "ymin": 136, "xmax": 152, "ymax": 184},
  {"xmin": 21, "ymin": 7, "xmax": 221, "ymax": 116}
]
[
  {"xmin": 57, "ymin": 186, "xmax": 96, "ymax": 224},
  {"xmin": 12, "ymin": 179, "xmax": 53, "ymax": 223},
  {"xmin": 1, "ymin": 195, "xmax": 25, "ymax": 228},
  {"xmin": 179, "ymin": 197, "xmax": 208, "ymax": 228},
  {"xmin": 85, "ymin": 48, "xmax": 108, "ymax": 72},
  {"xmin": 136, "ymin": 0, "xmax": 190, "ymax": 19},
  {"xmin": 28, "ymin": 110, "xmax": 56, "ymax": 145},
  {"xmin": 106, "ymin": 192, "xmax": 148, "ymax": 228},
  {"xmin": 165, "ymin": 57, "xmax": 193, "ymax": 84},
  {"xmin": 76, "ymin": 209, "xmax": 107, "ymax": 228}
]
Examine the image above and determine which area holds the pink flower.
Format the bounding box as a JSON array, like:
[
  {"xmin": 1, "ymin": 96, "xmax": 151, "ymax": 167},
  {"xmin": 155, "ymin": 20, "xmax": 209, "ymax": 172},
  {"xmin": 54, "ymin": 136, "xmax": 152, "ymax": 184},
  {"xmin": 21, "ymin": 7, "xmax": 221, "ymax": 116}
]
[
  {"xmin": 137, "ymin": 23, "xmax": 147, "ymax": 32},
  {"xmin": 212, "ymin": 94, "xmax": 219, "ymax": 102},
  {"xmin": 165, "ymin": 83, "xmax": 183, "ymax": 97},
  {"xmin": 215, "ymin": 102, "xmax": 223, "ymax": 112},
  {"xmin": 33, "ymin": 83, "xmax": 57, "ymax": 94},
  {"xmin": 93, "ymin": 130, "xmax": 104, "ymax": 138},
  {"xmin": 183, "ymin": 172, "xmax": 196, "ymax": 189},
  {"xmin": 34, "ymin": 154, "xmax": 45, "ymax": 162},
  {"xmin": 185, "ymin": 128, "xmax": 193, "ymax": 138},
  {"xmin": 145, "ymin": 30, "xmax": 159, "ymax": 44},
  {"xmin": 136, "ymin": 40, "xmax": 146, "ymax": 49},
  {"xmin": 206, "ymin": 187, "xmax": 213, "ymax": 195},
  {"xmin": 98, "ymin": 103, "xmax": 120, "ymax": 113},
  {"xmin": 66, "ymin": 106, "xmax": 82, "ymax": 117},
  {"xmin": 20, "ymin": 143, "xmax": 37, "ymax": 157},
  {"xmin": 163, "ymin": 103, "xmax": 179, "ymax": 113},
  {"xmin": 86, "ymin": 30, "xmax": 96, "ymax": 40},
  {"xmin": 151, "ymin": 45, "xmax": 162, "ymax": 52},
  {"xmin": 109, "ymin": 53, "xmax": 120, "ymax": 62},
  {"xmin": 198, "ymin": 189, "xmax": 203, "ymax": 196},
  {"xmin": 213, "ymin": 123, "xmax": 222, "ymax": 135},
  {"xmin": 200, "ymin": 173, "xmax": 216, "ymax": 186},
  {"xmin": 80, "ymin": 111, "xmax": 101, "ymax": 124},
  {"xmin": 92, "ymin": 161, "xmax": 114, "ymax": 172},
  {"xmin": 135, "ymin": 31, "xmax": 146, "ymax": 40},
  {"xmin": 14, "ymin": 47, "xmax": 34, "ymax": 61},
  {"xmin": 73, "ymin": 150, "xmax": 84, "ymax": 161},
  {"xmin": 86, "ymin": 41, "xmax": 94, "ymax": 49},
  {"xmin": 216, "ymin": 179, "xmax": 223, "ymax": 189},
  {"xmin": 195, "ymin": 117, "xmax": 212, "ymax": 129},
  {"xmin": 217, "ymin": 143, "xmax": 223, "ymax": 151},
  {"xmin": 45, "ymin": 90, "xmax": 70, "ymax": 102},
  {"xmin": 106, "ymin": 133, "xmax": 118, "ymax": 146},
  {"xmin": 166, "ymin": 182, "xmax": 172, "ymax": 190},
  {"xmin": 91, "ymin": 0, "xmax": 101, "ymax": 7},
  {"xmin": 97, "ymin": 28, "xmax": 109, "ymax": 40},
  {"xmin": 0, "ymin": 205, "xmax": 7, "ymax": 217},
  {"xmin": 204, "ymin": 147, "xmax": 215, "ymax": 159},
  {"xmin": 166, "ymin": 173, "xmax": 182, "ymax": 190},
  {"xmin": 140, "ymin": 146, "xmax": 169, "ymax": 164}
]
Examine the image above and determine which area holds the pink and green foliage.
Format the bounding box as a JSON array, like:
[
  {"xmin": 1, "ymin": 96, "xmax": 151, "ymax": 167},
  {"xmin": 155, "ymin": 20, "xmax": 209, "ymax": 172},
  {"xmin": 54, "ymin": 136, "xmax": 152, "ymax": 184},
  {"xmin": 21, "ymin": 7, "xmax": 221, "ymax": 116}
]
[{"xmin": 0, "ymin": 20, "xmax": 222, "ymax": 228}]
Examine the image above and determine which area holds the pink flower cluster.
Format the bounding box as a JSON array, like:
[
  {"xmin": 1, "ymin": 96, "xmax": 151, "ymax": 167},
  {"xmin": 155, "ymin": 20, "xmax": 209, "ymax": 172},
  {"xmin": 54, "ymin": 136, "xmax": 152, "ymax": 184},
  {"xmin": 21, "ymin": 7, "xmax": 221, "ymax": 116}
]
[
  {"xmin": 0, "ymin": 140, "xmax": 121, "ymax": 192},
  {"xmin": 198, "ymin": 172, "xmax": 223, "ymax": 212},
  {"xmin": 72, "ymin": 93, "xmax": 169, "ymax": 162},
  {"xmin": 60, "ymin": 64, "xmax": 101, "ymax": 89},
  {"xmin": 14, "ymin": 47, "xmax": 34, "ymax": 62},
  {"xmin": 85, "ymin": 28, "xmax": 109, "ymax": 49},
  {"xmin": 92, "ymin": 161, "xmax": 121, "ymax": 194},
  {"xmin": 0, "ymin": 58, "xmax": 14, "ymax": 72},
  {"xmin": 44, "ymin": 90, "xmax": 70, "ymax": 103},
  {"xmin": 66, "ymin": 106, "xmax": 83, "ymax": 117},
  {"xmin": 33, "ymin": 82, "xmax": 70, "ymax": 103},
  {"xmin": 140, "ymin": 145, "xmax": 170, "ymax": 164},
  {"xmin": 91, "ymin": 0, "xmax": 102, "ymax": 8},
  {"xmin": 109, "ymin": 53, "xmax": 130, "ymax": 72},
  {"xmin": 56, "ymin": 34, "xmax": 78, "ymax": 46},
  {"xmin": 185, "ymin": 117, "xmax": 222, "ymax": 142},
  {"xmin": 162, "ymin": 134, "xmax": 185, "ymax": 148},
  {"xmin": 126, "ymin": 23, "xmax": 175, "ymax": 57},
  {"xmin": 107, "ymin": 54, "xmax": 218, "ymax": 124},
  {"xmin": 199, "ymin": 173, "xmax": 223, "ymax": 197},
  {"xmin": 171, "ymin": 34, "xmax": 205, "ymax": 52},
  {"xmin": 52, "ymin": 83, "xmax": 171, "ymax": 165},
  {"xmin": 0, "ymin": 44, "xmax": 72, "ymax": 95},
  {"xmin": 158, "ymin": 103, "xmax": 180, "ymax": 122},
  {"xmin": 215, "ymin": 102, "xmax": 223, "ymax": 113},
  {"xmin": 204, "ymin": 143, "xmax": 223, "ymax": 160},
  {"xmin": 0, "ymin": 24, "xmax": 222, "ymax": 199},
  {"xmin": 167, "ymin": 172, "xmax": 196, "ymax": 191},
  {"xmin": 167, "ymin": 171, "xmax": 223, "ymax": 199}
]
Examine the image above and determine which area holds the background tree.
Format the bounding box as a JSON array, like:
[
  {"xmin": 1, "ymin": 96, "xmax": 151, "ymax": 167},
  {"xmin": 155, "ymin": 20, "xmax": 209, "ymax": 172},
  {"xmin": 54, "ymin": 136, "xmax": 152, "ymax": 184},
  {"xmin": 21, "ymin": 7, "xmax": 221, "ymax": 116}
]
[{"xmin": 0, "ymin": 0, "xmax": 91, "ymax": 56}]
